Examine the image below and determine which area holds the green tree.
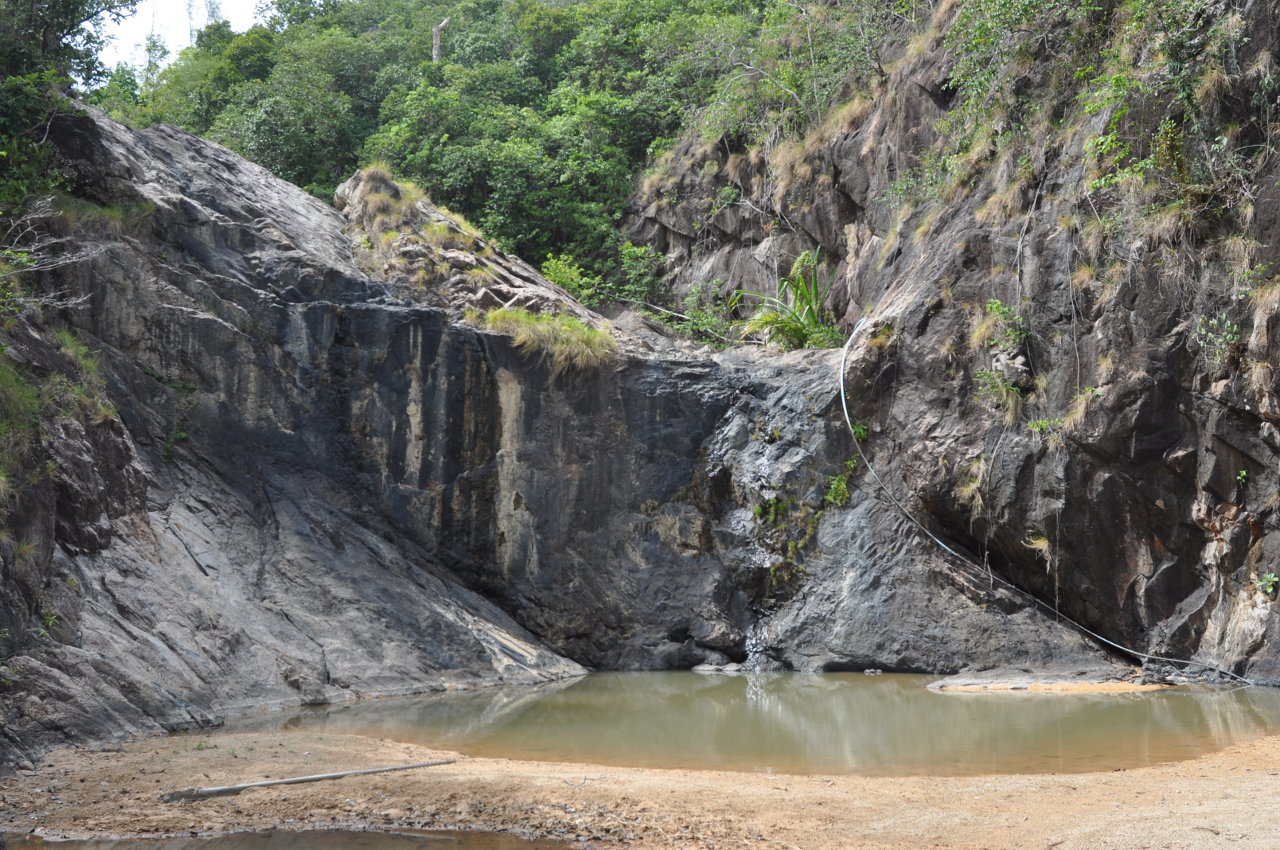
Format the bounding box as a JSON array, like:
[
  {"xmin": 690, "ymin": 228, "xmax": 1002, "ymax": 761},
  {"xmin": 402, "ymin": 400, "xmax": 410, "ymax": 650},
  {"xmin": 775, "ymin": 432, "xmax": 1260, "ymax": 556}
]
[
  {"xmin": 513, "ymin": 2, "xmax": 578, "ymax": 83},
  {"xmin": 210, "ymin": 63, "xmax": 358, "ymax": 191},
  {"xmin": 147, "ymin": 49, "xmax": 241, "ymax": 132},
  {"xmin": 222, "ymin": 26, "xmax": 276, "ymax": 81},
  {"xmin": 258, "ymin": 0, "xmax": 342, "ymax": 30},
  {"xmin": 85, "ymin": 62, "xmax": 141, "ymax": 121},
  {"xmin": 0, "ymin": 0, "xmax": 138, "ymax": 81}
]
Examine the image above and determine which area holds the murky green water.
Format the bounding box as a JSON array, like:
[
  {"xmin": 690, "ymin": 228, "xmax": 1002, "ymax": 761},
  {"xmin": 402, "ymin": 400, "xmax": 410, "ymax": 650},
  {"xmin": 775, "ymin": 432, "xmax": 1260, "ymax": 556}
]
[
  {"xmin": 3, "ymin": 830, "xmax": 567, "ymax": 849},
  {"xmin": 231, "ymin": 672, "xmax": 1280, "ymax": 776}
]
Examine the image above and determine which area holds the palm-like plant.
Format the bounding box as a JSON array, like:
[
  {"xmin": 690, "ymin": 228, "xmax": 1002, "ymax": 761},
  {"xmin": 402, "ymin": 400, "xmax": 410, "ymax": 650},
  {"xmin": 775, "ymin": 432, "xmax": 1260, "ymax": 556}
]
[{"xmin": 736, "ymin": 250, "xmax": 844, "ymax": 350}]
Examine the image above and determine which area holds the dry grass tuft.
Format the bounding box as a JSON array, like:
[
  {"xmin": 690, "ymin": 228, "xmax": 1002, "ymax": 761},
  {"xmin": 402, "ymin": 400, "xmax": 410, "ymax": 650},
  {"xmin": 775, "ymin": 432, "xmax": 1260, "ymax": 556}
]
[
  {"xmin": 975, "ymin": 181, "xmax": 1022, "ymax": 227},
  {"xmin": 816, "ymin": 97, "xmax": 874, "ymax": 141},
  {"xmin": 955, "ymin": 456, "xmax": 989, "ymax": 518},
  {"xmin": 1071, "ymin": 263, "xmax": 1098, "ymax": 289},
  {"xmin": 1023, "ymin": 532, "xmax": 1052, "ymax": 565},
  {"xmin": 1195, "ymin": 65, "xmax": 1231, "ymax": 107},
  {"xmin": 914, "ymin": 206, "xmax": 942, "ymax": 240},
  {"xmin": 725, "ymin": 153, "xmax": 748, "ymax": 184},
  {"xmin": 1219, "ymin": 235, "xmax": 1258, "ymax": 265},
  {"xmin": 1250, "ymin": 277, "xmax": 1280, "ymax": 313},
  {"xmin": 1097, "ymin": 353, "xmax": 1116, "ymax": 382},
  {"xmin": 877, "ymin": 224, "xmax": 902, "ymax": 269},
  {"xmin": 968, "ymin": 307, "xmax": 998, "ymax": 351},
  {"xmin": 1063, "ymin": 386, "xmax": 1101, "ymax": 430},
  {"xmin": 770, "ymin": 147, "xmax": 813, "ymax": 207},
  {"xmin": 361, "ymin": 161, "xmax": 394, "ymax": 185},
  {"xmin": 1147, "ymin": 202, "xmax": 1193, "ymax": 246},
  {"xmin": 866, "ymin": 324, "xmax": 897, "ymax": 348}
]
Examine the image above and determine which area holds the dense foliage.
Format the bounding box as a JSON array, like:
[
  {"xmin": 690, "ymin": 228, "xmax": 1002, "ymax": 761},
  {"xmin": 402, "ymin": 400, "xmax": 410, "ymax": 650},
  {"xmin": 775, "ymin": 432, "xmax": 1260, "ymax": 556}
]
[
  {"xmin": 90, "ymin": 0, "xmax": 913, "ymax": 283},
  {"xmin": 2, "ymin": 0, "xmax": 139, "ymax": 208},
  {"xmin": 80, "ymin": 0, "xmax": 1267, "ymax": 335},
  {"xmin": 0, "ymin": 0, "xmax": 136, "ymax": 82}
]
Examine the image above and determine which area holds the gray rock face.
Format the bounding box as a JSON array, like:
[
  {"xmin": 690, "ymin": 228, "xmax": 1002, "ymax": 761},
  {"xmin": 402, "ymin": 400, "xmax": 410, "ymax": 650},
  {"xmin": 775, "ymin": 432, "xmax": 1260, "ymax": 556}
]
[
  {"xmin": 1, "ymin": 101, "xmax": 1132, "ymax": 763},
  {"xmin": 625, "ymin": 5, "xmax": 1280, "ymax": 683},
  {"xmin": 0, "ymin": 111, "xmax": 584, "ymax": 766}
]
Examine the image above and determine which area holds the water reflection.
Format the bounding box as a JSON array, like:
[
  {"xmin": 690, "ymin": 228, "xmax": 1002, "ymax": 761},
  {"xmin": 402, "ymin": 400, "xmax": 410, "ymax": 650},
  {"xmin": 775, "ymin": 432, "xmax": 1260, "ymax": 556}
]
[{"xmin": 234, "ymin": 673, "xmax": 1280, "ymax": 776}]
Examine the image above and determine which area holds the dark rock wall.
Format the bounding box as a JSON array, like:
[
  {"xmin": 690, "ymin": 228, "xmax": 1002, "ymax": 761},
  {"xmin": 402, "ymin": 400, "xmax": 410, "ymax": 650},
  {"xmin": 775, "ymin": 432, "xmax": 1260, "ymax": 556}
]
[
  {"xmin": 0, "ymin": 112, "xmax": 587, "ymax": 766},
  {"xmin": 626, "ymin": 5, "xmax": 1280, "ymax": 681},
  {"xmin": 4, "ymin": 72, "xmax": 1198, "ymax": 761}
]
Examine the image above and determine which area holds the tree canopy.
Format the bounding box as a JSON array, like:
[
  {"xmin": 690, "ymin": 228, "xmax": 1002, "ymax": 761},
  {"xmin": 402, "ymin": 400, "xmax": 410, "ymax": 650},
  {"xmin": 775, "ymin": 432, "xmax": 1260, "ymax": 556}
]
[
  {"xmin": 1, "ymin": 0, "xmax": 140, "ymax": 210},
  {"xmin": 89, "ymin": 0, "xmax": 908, "ymax": 281},
  {"xmin": 0, "ymin": 0, "xmax": 138, "ymax": 81}
]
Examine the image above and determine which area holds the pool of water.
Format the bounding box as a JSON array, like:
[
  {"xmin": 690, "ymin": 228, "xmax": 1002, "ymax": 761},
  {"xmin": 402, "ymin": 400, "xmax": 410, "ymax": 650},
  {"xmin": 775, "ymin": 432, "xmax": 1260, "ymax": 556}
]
[
  {"xmin": 3, "ymin": 830, "xmax": 568, "ymax": 849},
  {"xmin": 232, "ymin": 672, "xmax": 1280, "ymax": 776}
]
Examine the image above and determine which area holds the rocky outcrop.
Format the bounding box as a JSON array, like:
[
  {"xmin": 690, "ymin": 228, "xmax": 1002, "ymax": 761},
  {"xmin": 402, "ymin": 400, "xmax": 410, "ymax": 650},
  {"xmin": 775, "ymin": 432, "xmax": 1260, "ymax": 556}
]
[
  {"xmin": 0, "ymin": 112, "xmax": 586, "ymax": 766},
  {"xmin": 327, "ymin": 155, "xmax": 1111, "ymax": 677},
  {"xmin": 1, "ymin": 94, "xmax": 1154, "ymax": 762},
  {"xmin": 626, "ymin": 4, "xmax": 1280, "ymax": 682}
]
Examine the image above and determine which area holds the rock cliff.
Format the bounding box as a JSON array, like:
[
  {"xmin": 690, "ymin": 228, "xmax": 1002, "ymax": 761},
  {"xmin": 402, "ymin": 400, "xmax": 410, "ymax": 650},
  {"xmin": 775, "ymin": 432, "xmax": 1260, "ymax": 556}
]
[
  {"xmin": 0, "ymin": 112, "xmax": 586, "ymax": 766},
  {"xmin": 2, "ymin": 78, "xmax": 1224, "ymax": 761},
  {"xmin": 626, "ymin": 2, "xmax": 1280, "ymax": 684}
]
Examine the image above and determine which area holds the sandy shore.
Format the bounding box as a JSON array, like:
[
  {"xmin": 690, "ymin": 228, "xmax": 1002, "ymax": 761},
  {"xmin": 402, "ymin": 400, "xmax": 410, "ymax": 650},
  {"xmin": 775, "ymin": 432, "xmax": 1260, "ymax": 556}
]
[{"xmin": 2, "ymin": 727, "xmax": 1279, "ymax": 849}]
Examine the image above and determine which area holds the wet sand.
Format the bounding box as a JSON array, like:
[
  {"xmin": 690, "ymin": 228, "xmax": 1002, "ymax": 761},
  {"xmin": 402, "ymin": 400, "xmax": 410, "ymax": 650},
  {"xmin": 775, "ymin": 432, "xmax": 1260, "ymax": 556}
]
[{"xmin": 2, "ymin": 727, "xmax": 1279, "ymax": 849}]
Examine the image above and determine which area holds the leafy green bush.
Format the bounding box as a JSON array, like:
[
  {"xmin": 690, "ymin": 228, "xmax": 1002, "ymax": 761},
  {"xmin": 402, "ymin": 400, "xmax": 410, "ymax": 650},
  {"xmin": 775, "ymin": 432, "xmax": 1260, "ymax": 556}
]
[
  {"xmin": 542, "ymin": 254, "xmax": 605, "ymax": 306},
  {"xmin": 616, "ymin": 241, "xmax": 664, "ymax": 305},
  {"xmin": 824, "ymin": 458, "xmax": 858, "ymax": 507},
  {"xmin": 656, "ymin": 281, "xmax": 737, "ymax": 347},
  {"xmin": 543, "ymin": 242, "xmax": 665, "ymax": 309},
  {"xmin": 1027, "ymin": 417, "xmax": 1063, "ymax": 434},
  {"xmin": 984, "ymin": 299, "xmax": 1028, "ymax": 353},
  {"xmin": 1193, "ymin": 314, "xmax": 1243, "ymax": 371},
  {"xmin": 0, "ymin": 70, "xmax": 70, "ymax": 207}
]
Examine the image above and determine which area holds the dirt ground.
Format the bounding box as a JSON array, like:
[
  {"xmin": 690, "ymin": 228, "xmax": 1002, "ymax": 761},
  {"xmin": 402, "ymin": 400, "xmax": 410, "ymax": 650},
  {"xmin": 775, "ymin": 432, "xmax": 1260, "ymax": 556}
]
[{"xmin": 2, "ymin": 726, "xmax": 1279, "ymax": 850}]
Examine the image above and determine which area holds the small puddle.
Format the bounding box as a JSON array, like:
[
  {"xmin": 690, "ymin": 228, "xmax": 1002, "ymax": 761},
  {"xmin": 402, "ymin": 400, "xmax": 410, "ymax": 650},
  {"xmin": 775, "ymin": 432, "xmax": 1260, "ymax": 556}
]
[
  {"xmin": 234, "ymin": 672, "xmax": 1280, "ymax": 775},
  {"xmin": 3, "ymin": 830, "xmax": 568, "ymax": 849}
]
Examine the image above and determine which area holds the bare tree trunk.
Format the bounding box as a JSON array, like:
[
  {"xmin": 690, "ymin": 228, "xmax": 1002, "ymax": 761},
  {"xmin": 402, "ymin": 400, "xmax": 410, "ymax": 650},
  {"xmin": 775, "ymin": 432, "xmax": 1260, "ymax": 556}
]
[
  {"xmin": 160, "ymin": 759, "xmax": 457, "ymax": 802},
  {"xmin": 432, "ymin": 17, "xmax": 450, "ymax": 62}
]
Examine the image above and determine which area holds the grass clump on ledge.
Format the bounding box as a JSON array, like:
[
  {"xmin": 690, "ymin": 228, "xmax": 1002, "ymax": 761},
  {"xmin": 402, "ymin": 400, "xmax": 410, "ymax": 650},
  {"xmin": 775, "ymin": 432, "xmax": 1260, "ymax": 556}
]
[{"xmin": 479, "ymin": 307, "xmax": 616, "ymax": 377}]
